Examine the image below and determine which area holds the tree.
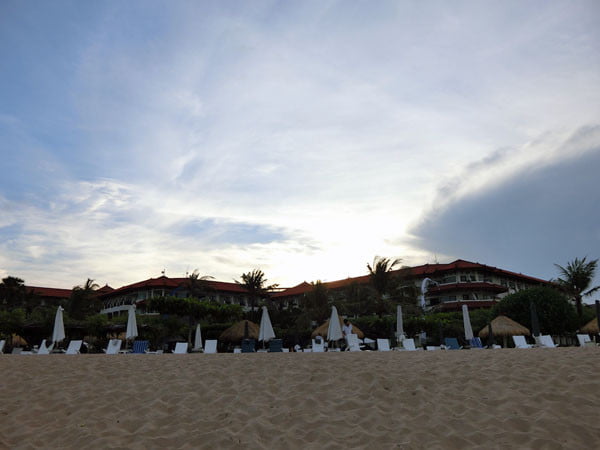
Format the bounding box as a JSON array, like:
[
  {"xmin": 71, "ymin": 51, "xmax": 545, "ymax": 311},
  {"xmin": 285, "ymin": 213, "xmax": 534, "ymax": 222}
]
[
  {"xmin": 492, "ymin": 286, "xmax": 578, "ymax": 335},
  {"xmin": 68, "ymin": 279, "xmax": 100, "ymax": 320},
  {"xmin": 0, "ymin": 277, "xmax": 28, "ymax": 311},
  {"xmin": 554, "ymin": 257, "xmax": 599, "ymax": 318},
  {"xmin": 302, "ymin": 281, "xmax": 330, "ymax": 323},
  {"xmin": 147, "ymin": 296, "xmax": 242, "ymax": 344},
  {"xmin": 367, "ymin": 257, "xmax": 401, "ymax": 317},
  {"xmin": 186, "ymin": 270, "xmax": 214, "ymax": 300},
  {"xmin": 236, "ymin": 269, "xmax": 278, "ymax": 321}
]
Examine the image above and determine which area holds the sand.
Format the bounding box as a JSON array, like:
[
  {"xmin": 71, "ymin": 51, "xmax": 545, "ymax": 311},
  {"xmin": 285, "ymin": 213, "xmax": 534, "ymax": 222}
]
[{"xmin": 1, "ymin": 348, "xmax": 599, "ymax": 449}]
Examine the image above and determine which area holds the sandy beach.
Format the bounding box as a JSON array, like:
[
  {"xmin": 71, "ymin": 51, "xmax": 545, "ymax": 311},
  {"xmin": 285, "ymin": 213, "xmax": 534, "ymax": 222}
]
[{"xmin": 1, "ymin": 348, "xmax": 599, "ymax": 449}]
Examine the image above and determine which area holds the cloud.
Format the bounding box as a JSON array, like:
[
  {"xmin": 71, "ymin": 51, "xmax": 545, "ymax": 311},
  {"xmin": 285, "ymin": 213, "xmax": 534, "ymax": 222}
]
[
  {"xmin": 1, "ymin": 1, "xmax": 599, "ymax": 289},
  {"xmin": 407, "ymin": 127, "xmax": 600, "ymax": 290}
]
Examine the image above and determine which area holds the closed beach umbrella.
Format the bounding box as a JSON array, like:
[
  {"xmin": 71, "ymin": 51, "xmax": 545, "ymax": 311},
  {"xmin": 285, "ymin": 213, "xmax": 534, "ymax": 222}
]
[
  {"xmin": 462, "ymin": 304, "xmax": 474, "ymax": 341},
  {"xmin": 52, "ymin": 306, "xmax": 65, "ymax": 344},
  {"xmin": 327, "ymin": 306, "xmax": 343, "ymax": 341},
  {"xmin": 258, "ymin": 306, "xmax": 276, "ymax": 342},
  {"xmin": 126, "ymin": 304, "xmax": 138, "ymax": 340},
  {"xmin": 530, "ymin": 301, "xmax": 540, "ymax": 337},
  {"xmin": 193, "ymin": 323, "xmax": 202, "ymax": 351},
  {"xmin": 396, "ymin": 305, "xmax": 405, "ymax": 340}
]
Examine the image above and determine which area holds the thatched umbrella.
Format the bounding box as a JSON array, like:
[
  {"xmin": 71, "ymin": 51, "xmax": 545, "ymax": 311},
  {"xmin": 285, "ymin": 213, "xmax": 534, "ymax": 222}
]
[
  {"xmin": 219, "ymin": 320, "xmax": 259, "ymax": 343},
  {"xmin": 580, "ymin": 318, "xmax": 599, "ymax": 334},
  {"xmin": 312, "ymin": 318, "xmax": 364, "ymax": 339},
  {"xmin": 479, "ymin": 315, "xmax": 530, "ymax": 348}
]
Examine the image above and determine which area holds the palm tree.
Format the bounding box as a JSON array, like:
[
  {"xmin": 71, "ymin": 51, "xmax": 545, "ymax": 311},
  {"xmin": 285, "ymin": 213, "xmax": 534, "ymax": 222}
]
[
  {"xmin": 554, "ymin": 257, "xmax": 599, "ymax": 318},
  {"xmin": 367, "ymin": 257, "xmax": 401, "ymax": 316},
  {"xmin": 68, "ymin": 279, "xmax": 100, "ymax": 320},
  {"xmin": 236, "ymin": 269, "xmax": 278, "ymax": 321},
  {"xmin": 186, "ymin": 270, "xmax": 214, "ymax": 300}
]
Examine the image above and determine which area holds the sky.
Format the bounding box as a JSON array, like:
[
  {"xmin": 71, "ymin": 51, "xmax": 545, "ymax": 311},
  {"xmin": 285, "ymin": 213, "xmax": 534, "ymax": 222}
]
[{"xmin": 1, "ymin": 1, "xmax": 599, "ymax": 298}]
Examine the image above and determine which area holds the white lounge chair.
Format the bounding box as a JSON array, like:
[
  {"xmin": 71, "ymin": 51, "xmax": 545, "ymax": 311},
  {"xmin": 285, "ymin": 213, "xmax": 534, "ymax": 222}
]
[
  {"xmin": 377, "ymin": 338, "xmax": 391, "ymax": 351},
  {"xmin": 204, "ymin": 340, "xmax": 218, "ymax": 354},
  {"xmin": 37, "ymin": 339, "xmax": 54, "ymax": 355},
  {"xmin": 576, "ymin": 334, "xmax": 596, "ymax": 347},
  {"xmin": 426, "ymin": 346, "xmax": 441, "ymax": 351},
  {"xmin": 400, "ymin": 338, "xmax": 417, "ymax": 351},
  {"xmin": 538, "ymin": 335, "xmax": 557, "ymax": 348},
  {"xmin": 311, "ymin": 339, "xmax": 325, "ymax": 352},
  {"xmin": 345, "ymin": 334, "xmax": 361, "ymax": 352},
  {"xmin": 173, "ymin": 342, "xmax": 188, "ymax": 354},
  {"xmin": 513, "ymin": 335, "xmax": 533, "ymax": 349},
  {"xmin": 0, "ymin": 339, "xmax": 5, "ymax": 354},
  {"xmin": 105, "ymin": 339, "xmax": 122, "ymax": 355},
  {"xmin": 65, "ymin": 340, "xmax": 83, "ymax": 355}
]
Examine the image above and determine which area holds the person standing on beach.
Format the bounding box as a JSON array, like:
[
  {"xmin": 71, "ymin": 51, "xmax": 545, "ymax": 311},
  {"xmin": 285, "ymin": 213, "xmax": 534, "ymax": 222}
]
[{"xmin": 342, "ymin": 319, "xmax": 353, "ymax": 337}]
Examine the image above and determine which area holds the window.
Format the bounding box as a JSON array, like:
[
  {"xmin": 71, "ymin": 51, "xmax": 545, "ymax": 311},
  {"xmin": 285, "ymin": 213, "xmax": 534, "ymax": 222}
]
[
  {"xmin": 460, "ymin": 275, "xmax": 468, "ymax": 282},
  {"xmin": 441, "ymin": 275, "xmax": 457, "ymax": 284},
  {"xmin": 500, "ymin": 280, "xmax": 508, "ymax": 287},
  {"xmin": 463, "ymin": 294, "xmax": 470, "ymax": 300},
  {"xmin": 469, "ymin": 274, "xmax": 477, "ymax": 282},
  {"xmin": 509, "ymin": 282, "xmax": 516, "ymax": 289}
]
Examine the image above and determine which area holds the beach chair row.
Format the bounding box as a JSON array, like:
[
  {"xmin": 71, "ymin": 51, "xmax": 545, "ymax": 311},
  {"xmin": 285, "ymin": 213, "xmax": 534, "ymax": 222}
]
[{"xmin": 2, "ymin": 334, "xmax": 597, "ymax": 355}]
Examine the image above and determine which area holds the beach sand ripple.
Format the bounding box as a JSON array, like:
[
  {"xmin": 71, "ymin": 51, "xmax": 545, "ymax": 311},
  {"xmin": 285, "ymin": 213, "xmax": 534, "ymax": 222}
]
[{"xmin": 1, "ymin": 348, "xmax": 599, "ymax": 449}]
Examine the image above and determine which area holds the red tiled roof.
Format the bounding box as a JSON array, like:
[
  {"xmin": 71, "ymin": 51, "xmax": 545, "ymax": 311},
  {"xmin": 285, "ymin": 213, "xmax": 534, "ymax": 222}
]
[
  {"xmin": 96, "ymin": 285, "xmax": 114, "ymax": 294},
  {"xmin": 272, "ymin": 259, "xmax": 549, "ymax": 299},
  {"xmin": 101, "ymin": 276, "xmax": 249, "ymax": 297},
  {"xmin": 271, "ymin": 282, "xmax": 313, "ymax": 298},
  {"xmin": 406, "ymin": 260, "xmax": 548, "ymax": 284},
  {"xmin": 26, "ymin": 286, "xmax": 72, "ymax": 299}
]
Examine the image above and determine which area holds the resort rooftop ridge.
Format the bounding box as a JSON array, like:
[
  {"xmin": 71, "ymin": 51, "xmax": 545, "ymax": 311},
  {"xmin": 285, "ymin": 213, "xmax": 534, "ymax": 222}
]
[
  {"xmin": 23, "ymin": 258, "xmax": 550, "ymax": 296},
  {"xmin": 19, "ymin": 258, "xmax": 553, "ymax": 314}
]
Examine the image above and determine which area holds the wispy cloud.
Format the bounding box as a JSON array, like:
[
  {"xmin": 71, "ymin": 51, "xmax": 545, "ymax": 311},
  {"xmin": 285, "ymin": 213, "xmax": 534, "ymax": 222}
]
[{"xmin": 1, "ymin": 1, "xmax": 599, "ymax": 288}]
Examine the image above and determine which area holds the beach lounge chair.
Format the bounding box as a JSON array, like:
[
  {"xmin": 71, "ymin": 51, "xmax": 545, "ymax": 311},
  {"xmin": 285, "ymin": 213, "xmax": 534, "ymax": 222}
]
[
  {"xmin": 268, "ymin": 339, "xmax": 283, "ymax": 352},
  {"xmin": 37, "ymin": 339, "xmax": 54, "ymax": 355},
  {"xmin": 538, "ymin": 335, "xmax": 557, "ymax": 348},
  {"xmin": 444, "ymin": 338, "xmax": 462, "ymax": 350},
  {"xmin": 12, "ymin": 347, "xmax": 22, "ymax": 354},
  {"xmin": 402, "ymin": 338, "xmax": 418, "ymax": 351},
  {"xmin": 65, "ymin": 340, "xmax": 83, "ymax": 355},
  {"xmin": 426, "ymin": 346, "xmax": 441, "ymax": 351},
  {"xmin": 513, "ymin": 335, "xmax": 533, "ymax": 349},
  {"xmin": 131, "ymin": 340, "xmax": 149, "ymax": 354},
  {"xmin": 204, "ymin": 340, "xmax": 218, "ymax": 354},
  {"xmin": 105, "ymin": 339, "xmax": 122, "ymax": 354},
  {"xmin": 377, "ymin": 338, "xmax": 391, "ymax": 351},
  {"xmin": 576, "ymin": 334, "xmax": 596, "ymax": 347},
  {"xmin": 345, "ymin": 333, "xmax": 361, "ymax": 352},
  {"xmin": 241, "ymin": 339, "xmax": 255, "ymax": 353},
  {"xmin": 173, "ymin": 342, "xmax": 188, "ymax": 354},
  {"xmin": 311, "ymin": 339, "xmax": 325, "ymax": 352},
  {"xmin": 469, "ymin": 337, "xmax": 484, "ymax": 349},
  {"xmin": 0, "ymin": 339, "xmax": 5, "ymax": 354}
]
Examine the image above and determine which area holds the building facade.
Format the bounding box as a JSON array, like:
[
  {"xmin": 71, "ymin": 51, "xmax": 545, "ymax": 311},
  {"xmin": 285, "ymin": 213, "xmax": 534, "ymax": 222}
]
[
  {"xmin": 99, "ymin": 276, "xmax": 251, "ymax": 317},
  {"xmin": 272, "ymin": 259, "xmax": 550, "ymax": 312}
]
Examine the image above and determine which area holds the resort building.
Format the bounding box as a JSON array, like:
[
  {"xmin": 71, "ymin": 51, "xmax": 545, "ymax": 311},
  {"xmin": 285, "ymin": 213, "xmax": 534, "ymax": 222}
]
[
  {"xmin": 16, "ymin": 259, "xmax": 550, "ymax": 315},
  {"xmin": 98, "ymin": 276, "xmax": 251, "ymax": 317},
  {"xmin": 272, "ymin": 259, "xmax": 550, "ymax": 312}
]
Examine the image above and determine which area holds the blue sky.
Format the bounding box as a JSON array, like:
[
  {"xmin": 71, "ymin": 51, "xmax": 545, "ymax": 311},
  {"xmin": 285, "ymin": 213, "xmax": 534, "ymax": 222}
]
[{"xmin": 1, "ymin": 1, "xmax": 599, "ymax": 298}]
